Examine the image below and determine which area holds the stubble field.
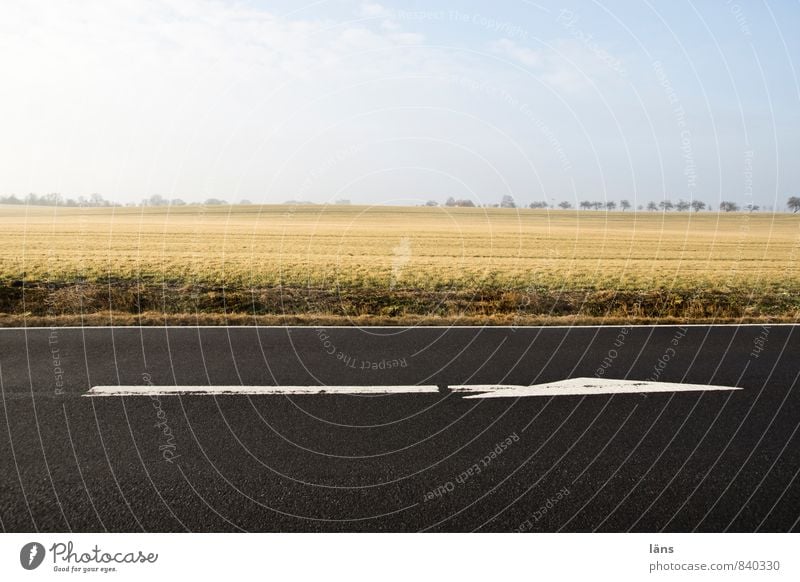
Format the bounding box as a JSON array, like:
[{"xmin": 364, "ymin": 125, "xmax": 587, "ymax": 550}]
[{"xmin": 1, "ymin": 204, "xmax": 798, "ymax": 325}]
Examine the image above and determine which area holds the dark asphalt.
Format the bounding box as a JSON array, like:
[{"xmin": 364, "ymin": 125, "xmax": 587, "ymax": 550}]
[{"xmin": 1, "ymin": 324, "xmax": 798, "ymax": 532}]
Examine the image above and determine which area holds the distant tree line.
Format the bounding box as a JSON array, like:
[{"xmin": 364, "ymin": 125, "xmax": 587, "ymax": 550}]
[
  {"xmin": 427, "ymin": 196, "xmax": 800, "ymax": 213},
  {"xmin": 3, "ymin": 193, "xmax": 800, "ymax": 213},
  {"xmin": 0, "ymin": 193, "xmax": 116, "ymax": 207},
  {"xmin": 0, "ymin": 193, "xmax": 256, "ymax": 207},
  {"xmin": 0, "ymin": 194, "xmax": 351, "ymax": 207},
  {"xmin": 141, "ymin": 194, "xmax": 235, "ymax": 206},
  {"xmin": 443, "ymin": 197, "xmax": 476, "ymax": 207}
]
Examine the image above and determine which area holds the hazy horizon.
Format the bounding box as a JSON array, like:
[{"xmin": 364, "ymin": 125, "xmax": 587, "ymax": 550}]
[{"xmin": 1, "ymin": 0, "xmax": 798, "ymax": 208}]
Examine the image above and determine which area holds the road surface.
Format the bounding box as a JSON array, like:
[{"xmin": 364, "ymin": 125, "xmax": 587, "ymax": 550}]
[{"xmin": 1, "ymin": 325, "xmax": 798, "ymax": 532}]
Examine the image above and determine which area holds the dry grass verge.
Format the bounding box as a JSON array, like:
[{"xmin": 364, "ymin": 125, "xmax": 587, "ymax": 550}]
[{"xmin": 1, "ymin": 280, "xmax": 796, "ymax": 326}]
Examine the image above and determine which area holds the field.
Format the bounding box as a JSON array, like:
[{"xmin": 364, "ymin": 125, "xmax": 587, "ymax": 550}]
[{"xmin": 1, "ymin": 203, "xmax": 799, "ymax": 325}]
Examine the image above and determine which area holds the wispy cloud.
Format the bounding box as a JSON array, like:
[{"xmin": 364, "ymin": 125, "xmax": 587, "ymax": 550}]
[
  {"xmin": 359, "ymin": 2, "xmax": 391, "ymax": 18},
  {"xmin": 490, "ymin": 38, "xmax": 542, "ymax": 67},
  {"xmin": 489, "ymin": 37, "xmax": 626, "ymax": 93}
]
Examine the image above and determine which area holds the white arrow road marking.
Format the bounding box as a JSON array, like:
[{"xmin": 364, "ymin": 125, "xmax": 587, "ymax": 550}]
[
  {"xmin": 458, "ymin": 377, "xmax": 741, "ymax": 399},
  {"xmin": 84, "ymin": 378, "xmax": 740, "ymax": 397},
  {"xmin": 84, "ymin": 385, "xmax": 440, "ymax": 396}
]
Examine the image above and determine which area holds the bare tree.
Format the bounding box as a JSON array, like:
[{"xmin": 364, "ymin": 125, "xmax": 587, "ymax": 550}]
[
  {"xmin": 620, "ymin": 199, "xmax": 631, "ymax": 211},
  {"xmin": 647, "ymin": 201, "xmax": 658, "ymax": 211},
  {"xmin": 675, "ymin": 199, "xmax": 690, "ymax": 212},
  {"xmin": 788, "ymin": 196, "xmax": 800, "ymax": 213},
  {"xmin": 89, "ymin": 193, "xmax": 108, "ymax": 206},
  {"xmin": 500, "ymin": 195, "xmax": 516, "ymax": 208},
  {"xmin": 605, "ymin": 201, "xmax": 617, "ymax": 211}
]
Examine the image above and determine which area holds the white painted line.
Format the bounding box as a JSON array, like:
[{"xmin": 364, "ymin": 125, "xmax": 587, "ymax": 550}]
[
  {"xmin": 449, "ymin": 385, "xmax": 523, "ymax": 393},
  {"xmin": 84, "ymin": 379, "xmax": 742, "ymax": 397},
  {"xmin": 459, "ymin": 377, "xmax": 742, "ymax": 399},
  {"xmin": 83, "ymin": 385, "xmax": 440, "ymax": 396}
]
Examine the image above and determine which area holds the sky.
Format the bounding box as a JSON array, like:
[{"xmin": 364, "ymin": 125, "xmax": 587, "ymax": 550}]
[{"xmin": 0, "ymin": 0, "xmax": 798, "ymax": 208}]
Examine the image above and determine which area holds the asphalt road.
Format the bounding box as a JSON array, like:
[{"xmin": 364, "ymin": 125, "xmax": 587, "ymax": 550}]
[{"xmin": 1, "ymin": 324, "xmax": 798, "ymax": 532}]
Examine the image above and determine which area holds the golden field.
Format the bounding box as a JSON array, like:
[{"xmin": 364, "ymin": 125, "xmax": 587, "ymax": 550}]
[{"xmin": 1, "ymin": 203, "xmax": 799, "ymax": 325}]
